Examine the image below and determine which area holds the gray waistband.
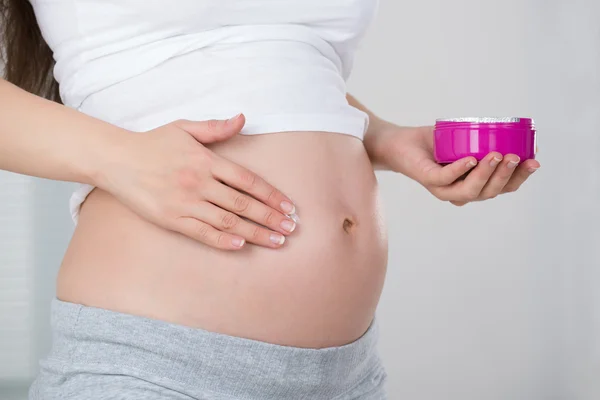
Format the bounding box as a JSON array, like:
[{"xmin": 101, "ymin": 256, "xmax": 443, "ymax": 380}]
[{"xmin": 48, "ymin": 299, "xmax": 382, "ymax": 399}]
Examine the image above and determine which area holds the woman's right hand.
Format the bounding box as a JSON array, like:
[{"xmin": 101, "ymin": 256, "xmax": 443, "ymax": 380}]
[{"xmin": 97, "ymin": 114, "xmax": 297, "ymax": 250}]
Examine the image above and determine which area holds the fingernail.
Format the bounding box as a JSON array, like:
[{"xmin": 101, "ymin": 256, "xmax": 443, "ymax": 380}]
[
  {"xmin": 280, "ymin": 219, "xmax": 296, "ymax": 233},
  {"xmin": 508, "ymin": 158, "xmax": 520, "ymax": 169},
  {"xmin": 288, "ymin": 212, "xmax": 300, "ymax": 224},
  {"xmin": 226, "ymin": 113, "xmax": 242, "ymax": 125},
  {"xmin": 467, "ymin": 160, "xmax": 477, "ymax": 168},
  {"xmin": 490, "ymin": 156, "xmax": 502, "ymax": 168},
  {"xmin": 232, "ymin": 237, "xmax": 245, "ymax": 248},
  {"xmin": 528, "ymin": 167, "xmax": 539, "ymax": 173},
  {"xmin": 270, "ymin": 233, "xmax": 285, "ymax": 245},
  {"xmin": 280, "ymin": 201, "xmax": 295, "ymax": 214}
]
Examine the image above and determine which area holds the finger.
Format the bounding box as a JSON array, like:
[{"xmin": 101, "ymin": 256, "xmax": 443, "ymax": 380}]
[
  {"xmin": 204, "ymin": 181, "xmax": 296, "ymax": 237},
  {"xmin": 479, "ymin": 154, "xmax": 521, "ymax": 199},
  {"xmin": 422, "ymin": 157, "xmax": 478, "ymax": 187},
  {"xmin": 439, "ymin": 152, "xmax": 503, "ymax": 202},
  {"xmin": 211, "ymin": 158, "xmax": 296, "ymax": 215},
  {"xmin": 191, "ymin": 202, "xmax": 288, "ymax": 248},
  {"xmin": 173, "ymin": 217, "xmax": 246, "ymax": 250},
  {"xmin": 502, "ymin": 159, "xmax": 540, "ymax": 193},
  {"xmin": 173, "ymin": 114, "xmax": 246, "ymax": 144}
]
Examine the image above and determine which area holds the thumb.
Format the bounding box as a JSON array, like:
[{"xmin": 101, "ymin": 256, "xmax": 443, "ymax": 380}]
[
  {"xmin": 423, "ymin": 157, "xmax": 477, "ymax": 186},
  {"xmin": 174, "ymin": 113, "xmax": 245, "ymax": 144}
]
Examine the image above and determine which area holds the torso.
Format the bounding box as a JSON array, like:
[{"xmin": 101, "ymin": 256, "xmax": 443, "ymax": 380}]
[
  {"xmin": 36, "ymin": 0, "xmax": 385, "ymax": 348},
  {"xmin": 58, "ymin": 131, "xmax": 388, "ymax": 348}
]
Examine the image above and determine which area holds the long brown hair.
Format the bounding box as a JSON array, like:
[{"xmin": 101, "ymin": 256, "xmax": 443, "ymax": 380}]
[{"xmin": 0, "ymin": 0, "xmax": 61, "ymax": 102}]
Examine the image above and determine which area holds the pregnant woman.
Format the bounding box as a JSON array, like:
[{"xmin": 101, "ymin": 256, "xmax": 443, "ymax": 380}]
[{"xmin": 0, "ymin": 0, "xmax": 540, "ymax": 399}]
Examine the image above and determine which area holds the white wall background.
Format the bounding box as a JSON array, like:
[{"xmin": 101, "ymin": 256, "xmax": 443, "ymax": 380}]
[
  {"xmin": 0, "ymin": 0, "xmax": 598, "ymax": 399},
  {"xmin": 348, "ymin": 0, "xmax": 599, "ymax": 399},
  {"xmin": 0, "ymin": 173, "xmax": 34, "ymax": 382}
]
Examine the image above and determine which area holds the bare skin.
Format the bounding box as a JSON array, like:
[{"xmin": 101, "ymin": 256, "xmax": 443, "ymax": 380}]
[
  {"xmin": 58, "ymin": 131, "xmax": 389, "ymax": 348},
  {"xmin": 0, "ymin": 80, "xmax": 540, "ymax": 349}
]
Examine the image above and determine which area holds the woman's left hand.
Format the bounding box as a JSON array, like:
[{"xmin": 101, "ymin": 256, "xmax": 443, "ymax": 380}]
[{"xmin": 366, "ymin": 123, "xmax": 540, "ymax": 206}]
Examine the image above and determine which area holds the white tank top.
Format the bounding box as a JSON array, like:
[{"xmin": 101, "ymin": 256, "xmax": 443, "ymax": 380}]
[{"xmin": 30, "ymin": 0, "xmax": 379, "ymax": 222}]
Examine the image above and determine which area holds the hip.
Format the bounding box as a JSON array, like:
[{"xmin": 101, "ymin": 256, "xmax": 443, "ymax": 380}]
[
  {"xmin": 30, "ymin": 298, "xmax": 387, "ymax": 400},
  {"xmin": 58, "ymin": 131, "xmax": 388, "ymax": 348}
]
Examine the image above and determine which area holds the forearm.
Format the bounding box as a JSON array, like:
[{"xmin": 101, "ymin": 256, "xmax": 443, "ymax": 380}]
[
  {"xmin": 347, "ymin": 93, "xmax": 391, "ymax": 169},
  {"xmin": 0, "ymin": 78, "xmax": 129, "ymax": 186}
]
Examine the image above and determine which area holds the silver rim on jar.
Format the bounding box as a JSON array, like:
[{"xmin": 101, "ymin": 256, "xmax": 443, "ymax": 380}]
[{"xmin": 435, "ymin": 117, "xmax": 532, "ymax": 124}]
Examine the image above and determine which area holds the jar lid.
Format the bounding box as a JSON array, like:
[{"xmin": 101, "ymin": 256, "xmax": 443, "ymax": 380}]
[{"xmin": 436, "ymin": 117, "xmax": 534, "ymax": 124}]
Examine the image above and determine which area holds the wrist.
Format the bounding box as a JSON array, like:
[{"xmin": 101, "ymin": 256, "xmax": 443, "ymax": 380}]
[
  {"xmin": 85, "ymin": 126, "xmax": 135, "ymax": 190},
  {"xmin": 364, "ymin": 117, "xmax": 395, "ymax": 170}
]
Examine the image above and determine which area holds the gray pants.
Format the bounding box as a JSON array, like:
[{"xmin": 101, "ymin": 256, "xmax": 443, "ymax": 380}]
[{"xmin": 30, "ymin": 299, "xmax": 387, "ymax": 399}]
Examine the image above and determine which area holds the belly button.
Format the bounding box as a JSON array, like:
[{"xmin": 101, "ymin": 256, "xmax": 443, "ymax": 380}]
[{"xmin": 342, "ymin": 218, "xmax": 356, "ymax": 234}]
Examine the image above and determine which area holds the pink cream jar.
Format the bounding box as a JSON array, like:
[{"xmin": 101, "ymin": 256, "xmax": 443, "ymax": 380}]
[{"xmin": 434, "ymin": 117, "xmax": 537, "ymax": 164}]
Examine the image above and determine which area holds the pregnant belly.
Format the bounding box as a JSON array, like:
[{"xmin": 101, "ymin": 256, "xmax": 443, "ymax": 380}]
[{"xmin": 57, "ymin": 131, "xmax": 388, "ymax": 348}]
